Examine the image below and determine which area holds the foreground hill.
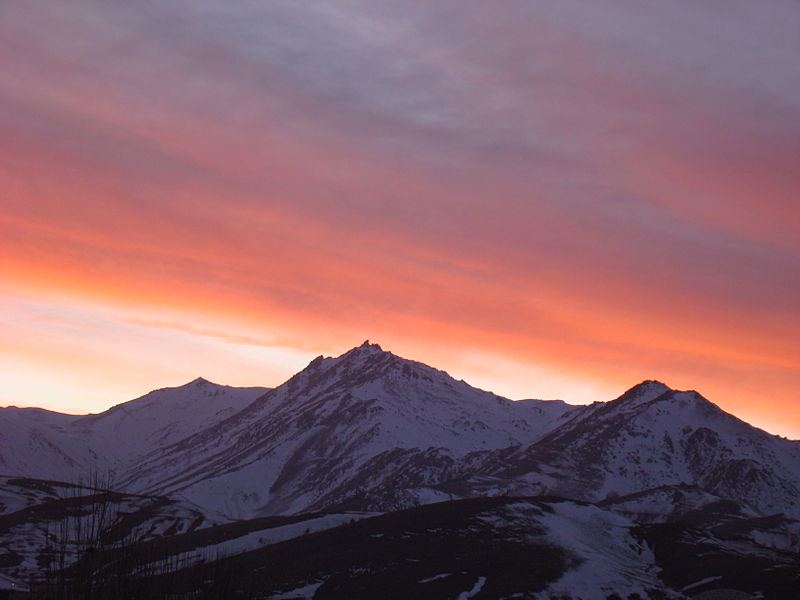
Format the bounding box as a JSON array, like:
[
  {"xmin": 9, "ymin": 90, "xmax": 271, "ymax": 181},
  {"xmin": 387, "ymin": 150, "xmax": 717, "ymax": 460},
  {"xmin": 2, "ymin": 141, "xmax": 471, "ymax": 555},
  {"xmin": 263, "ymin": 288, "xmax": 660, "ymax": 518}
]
[{"xmin": 5, "ymin": 494, "xmax": 796, "ymax": 599}]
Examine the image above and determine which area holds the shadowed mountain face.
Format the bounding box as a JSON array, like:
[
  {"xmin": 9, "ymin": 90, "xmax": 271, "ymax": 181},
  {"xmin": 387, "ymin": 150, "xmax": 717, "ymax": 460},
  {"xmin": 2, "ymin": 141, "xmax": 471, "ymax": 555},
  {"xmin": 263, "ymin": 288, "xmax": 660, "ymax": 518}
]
[{"xmin": 1, "ymin": 343, "xmax": 799, "ymax": 597}]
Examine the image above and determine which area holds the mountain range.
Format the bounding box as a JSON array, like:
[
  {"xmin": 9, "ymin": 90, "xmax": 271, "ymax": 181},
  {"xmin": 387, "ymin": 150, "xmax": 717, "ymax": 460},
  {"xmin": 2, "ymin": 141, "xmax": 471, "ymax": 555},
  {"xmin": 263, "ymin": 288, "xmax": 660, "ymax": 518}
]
[{"xmin": 0, "ymin": 341, "xmax": 798, "ymax": 598}]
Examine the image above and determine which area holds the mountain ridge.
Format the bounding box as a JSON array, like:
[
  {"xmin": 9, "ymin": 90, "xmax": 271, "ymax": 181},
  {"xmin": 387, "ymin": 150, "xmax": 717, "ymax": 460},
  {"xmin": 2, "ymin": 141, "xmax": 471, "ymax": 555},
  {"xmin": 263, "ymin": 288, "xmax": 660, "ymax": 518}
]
[
  {"xmin": 1, "ymin": 342, "xmax": 797, "ymax": 521},
  {"xmin": 1, "ymin": 342, "xmax": 799, "ymax": 597},
  {"xmin": 115, "ymin": 342, "xmax": 577, "ymax": 516}
]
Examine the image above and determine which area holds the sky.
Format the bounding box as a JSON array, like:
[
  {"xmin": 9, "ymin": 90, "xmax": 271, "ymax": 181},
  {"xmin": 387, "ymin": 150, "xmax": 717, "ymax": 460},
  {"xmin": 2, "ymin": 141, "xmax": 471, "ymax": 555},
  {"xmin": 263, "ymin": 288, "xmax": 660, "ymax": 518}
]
[{"xmin": 1, "ymin": 1, "xmax": 798, "ymax": 438}]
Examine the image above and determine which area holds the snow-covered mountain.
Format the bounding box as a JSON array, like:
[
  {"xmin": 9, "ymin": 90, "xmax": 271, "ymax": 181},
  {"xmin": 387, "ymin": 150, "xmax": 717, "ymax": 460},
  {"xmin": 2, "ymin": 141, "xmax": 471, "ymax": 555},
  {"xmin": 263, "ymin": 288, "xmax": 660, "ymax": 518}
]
[
  {"xmin": 2, "ymin": 342, "xmax": 798, "ymax": 525},
  {"xmin": 0, "ymin": 406, "xmax": 90, "ymax": 480},
  {"xmin": 471, "ymin": 380, "xmax": 800, "ymax": 519},
  {"xmin": 108, "ymin": 344, "xmax": 798, "ymax": 522},
  {"xmin": 119, "ymin": 342, "xmax": 577, "ymax": 516},
  {"xmin": 2, "ymin": 341, "xmax": 799, "ymax": 597},
  {"xmin": 0, "ymin": 379, "xmax": 268, "ymax": 481},
  {"xmin": 66, "ymin": 377, "xmax": 269, "ymax": 472}
]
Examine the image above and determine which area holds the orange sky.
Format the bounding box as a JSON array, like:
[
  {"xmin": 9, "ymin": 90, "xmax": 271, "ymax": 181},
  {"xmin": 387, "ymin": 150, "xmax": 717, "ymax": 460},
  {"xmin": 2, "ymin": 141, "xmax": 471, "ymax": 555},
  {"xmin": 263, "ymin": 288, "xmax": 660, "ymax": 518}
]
[{"xmin": 1, "ymin": 1, "xmax": 798, "ymax": 438}]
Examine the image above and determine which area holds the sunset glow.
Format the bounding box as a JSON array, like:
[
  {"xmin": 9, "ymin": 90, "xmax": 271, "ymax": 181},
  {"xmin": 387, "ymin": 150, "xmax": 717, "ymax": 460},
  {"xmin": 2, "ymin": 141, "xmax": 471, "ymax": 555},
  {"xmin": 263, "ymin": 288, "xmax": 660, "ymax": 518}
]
[{"xmin": 1, "ymin": 2, "xmax": 798, "ymax": 437}]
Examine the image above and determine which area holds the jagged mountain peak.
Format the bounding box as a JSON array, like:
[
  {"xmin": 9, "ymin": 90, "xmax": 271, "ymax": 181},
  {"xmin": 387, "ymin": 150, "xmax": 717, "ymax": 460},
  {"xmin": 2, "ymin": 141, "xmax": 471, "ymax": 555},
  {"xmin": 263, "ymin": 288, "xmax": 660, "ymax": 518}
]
[
  {"xmin": 285, "ymin": 341, "xmax": 458, "ymax": 397},
  {"xmin": 611, "ymin": 380, "xmax": 672, "ymax": 408},
  {"xmin": 334, "ymin": 340, "xmax": 397, "ymax": 370},
  {"xmin": 295, "ymin": 341, "xmax": 390, "ymax": 371},
  {"xmin": 556, "ymin": 382, "xmax": 733, "ymax": 440},
  {"xmin": 335, "ymin": 340, "xmax": 415, "ymax": 368},
  {"xmin": 124, "ymin": 345, "xmax": 578, "ymax": 515},
  {"xmin": 628, "ymin": 379, "xmax": 671, "ymax": 393},
  {"xmin": 497, "ymin": 378, "xmax": 800, "ymax": 518},
  {"xmin": 353, "ymin": 339, "xmax": 384, "ymax": 354},
  {"xmin": 601, "ymin": 381, "xmax": 724, "ymax": 420}
]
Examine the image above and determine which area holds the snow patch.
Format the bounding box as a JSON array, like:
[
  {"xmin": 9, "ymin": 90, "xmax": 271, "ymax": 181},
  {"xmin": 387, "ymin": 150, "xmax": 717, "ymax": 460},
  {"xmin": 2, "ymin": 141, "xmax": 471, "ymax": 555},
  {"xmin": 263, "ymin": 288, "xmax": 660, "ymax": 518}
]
[
  {"xmin": 266, "ymin": 580, "xmax": 323, "ymax": 599},
  {"xmin": 682, "ymin": 575, "xmax": 723, "ymax": 591},
  {"xmin": 457, "ymin": 576, "xmax": 486, "ymax": 599},
  {"xmin": 535, "ymin": 501, "xmax": 673, "ymax": 600},
  {"xmin": 418, "ymin": 573, "xmax": 451, "ymax": 583}
]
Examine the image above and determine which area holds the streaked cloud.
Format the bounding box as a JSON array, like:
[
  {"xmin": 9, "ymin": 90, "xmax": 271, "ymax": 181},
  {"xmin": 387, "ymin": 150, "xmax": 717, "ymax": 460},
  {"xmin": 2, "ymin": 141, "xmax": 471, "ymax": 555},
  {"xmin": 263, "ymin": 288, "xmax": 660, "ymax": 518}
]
[{"xmin": 1, "ymin": 1, "xmax": 798, "ymax": 436}]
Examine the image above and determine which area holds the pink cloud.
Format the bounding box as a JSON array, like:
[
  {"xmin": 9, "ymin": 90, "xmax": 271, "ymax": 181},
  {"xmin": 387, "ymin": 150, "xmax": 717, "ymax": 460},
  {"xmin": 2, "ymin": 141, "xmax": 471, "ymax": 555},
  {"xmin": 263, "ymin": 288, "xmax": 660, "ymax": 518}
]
[{"xmin": 1, "ymin": 1, "xmax": 798, "ymax": 435}]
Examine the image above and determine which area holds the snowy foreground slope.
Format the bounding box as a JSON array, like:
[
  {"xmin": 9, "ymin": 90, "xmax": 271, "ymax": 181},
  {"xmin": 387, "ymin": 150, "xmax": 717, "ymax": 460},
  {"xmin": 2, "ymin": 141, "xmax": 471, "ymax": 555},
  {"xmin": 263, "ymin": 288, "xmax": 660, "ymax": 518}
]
[
  {"xmin": 2, "ymin": 492, "xmax": 796, "ymax": 598},
  {"xmin": 1, "ymin": 342, "xmax": 799, "ymax": 597}
]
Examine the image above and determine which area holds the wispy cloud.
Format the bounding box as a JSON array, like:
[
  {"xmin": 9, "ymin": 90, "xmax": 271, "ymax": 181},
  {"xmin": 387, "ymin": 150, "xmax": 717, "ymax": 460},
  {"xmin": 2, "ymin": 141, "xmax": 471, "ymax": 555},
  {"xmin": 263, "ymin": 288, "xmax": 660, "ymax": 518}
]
[{"xmin": 1, "ymin": 1, "xmax": 798, "ymax": 435}]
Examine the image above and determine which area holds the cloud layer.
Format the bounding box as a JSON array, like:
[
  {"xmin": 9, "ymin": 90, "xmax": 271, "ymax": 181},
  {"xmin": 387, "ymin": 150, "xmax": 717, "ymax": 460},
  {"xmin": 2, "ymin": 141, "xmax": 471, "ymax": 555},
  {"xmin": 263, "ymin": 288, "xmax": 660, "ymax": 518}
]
[{"xmin": 1, "ymin": 1, "xmax": 798, "ymax": 435}]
